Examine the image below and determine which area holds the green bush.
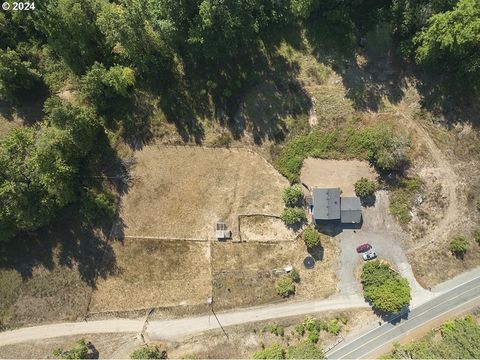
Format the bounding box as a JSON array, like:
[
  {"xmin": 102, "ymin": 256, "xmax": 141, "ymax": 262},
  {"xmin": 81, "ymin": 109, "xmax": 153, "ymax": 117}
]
[
  {"xmin": 52, "ymin": 339, "xmax": 89, "ymax": 359},
  {"xmin": 290, "ymin": 268, "xmax": 300, "ymax": 283},
  {"xmin": 283, "ymin": 185, "xmax": 304, "ymax": 207},
  {"xmin": 281, "ymin": 207, "xmax": 306, "ymax": 226},
  {"xmin": 286, "ymin": 341, "xmax": 324, "ymax": 359},
  {"xmin": 253, "ymin": 344, "xmax": 285, "ymax": 359},
  {"xmin": 295, "ymin": 323, "xmax": 305, "ymax": 335},
  {"xmin": 80, "ymin": 189, "xmax": 117, "ymax": 222},
  {"xmin": 449, "ymin": 236, "xmax": 469, "ymax": 256},
  {"xmin": 389, "ymin": 177, "xmax": 423, "ymax": 226},
  {"xmin": 354, "ymin": 177, "xmax": 377, "ymax": 198},
  {"xmin": 326, "ymin": 319, "xmax": 342, "ymax": 336},
  {"xmin": 302, "ymin": 228, "xmax": 320, "ymax": 248},
  {"xmin": 307, "ymin": 329, "xmax": 319, "ymax": 344},
  {"xmin": 269, "ymin": 324, "xmax": 285, "ymax": 337},
  {"xmin": 361, "ymin": 260, "xmax": 411, "ymax": 314},
  {"xmin": 475, "ymin": 231, "xmax": 480, "ymax": 246},
  {"xmin": 130, "ymin": 345, "xmax": 167, "ymax": 359},
  {"xmin": 275, "ymin": 275, "xmax": 295, "ymax": 298}
]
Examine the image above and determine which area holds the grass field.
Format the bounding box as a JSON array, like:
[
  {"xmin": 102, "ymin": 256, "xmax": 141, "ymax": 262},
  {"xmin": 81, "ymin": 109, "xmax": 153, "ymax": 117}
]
[
  {"xmin": 119, "ymin": 146, "xmax": 289, "ymax": 240},
  {"xmin": 90, "ymin": 238, "xmax": 212, "ymax": 312}
]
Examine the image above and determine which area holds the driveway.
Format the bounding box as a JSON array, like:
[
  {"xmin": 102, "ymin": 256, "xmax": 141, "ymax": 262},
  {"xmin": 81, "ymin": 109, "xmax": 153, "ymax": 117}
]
[{"xmin": 335, "ymin": 191, "xmax": 431, "ymax": 304}]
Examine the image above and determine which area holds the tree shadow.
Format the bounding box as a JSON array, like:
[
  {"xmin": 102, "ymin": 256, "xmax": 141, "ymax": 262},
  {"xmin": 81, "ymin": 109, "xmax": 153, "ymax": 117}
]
[
  {"xmin": 307, "ymin": 244, "xmax": 324, "ymax": 261},
  {"xmin": 0, "ymin": 84, "xmax": 50, "ymax": 125},
  {"xmin": 360, "ymin": 194, "xmax": 376, "ymax": 207}
]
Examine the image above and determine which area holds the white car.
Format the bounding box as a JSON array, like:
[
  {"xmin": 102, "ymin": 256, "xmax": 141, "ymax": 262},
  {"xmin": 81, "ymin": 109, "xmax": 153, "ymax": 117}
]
[{"xmin": 362, "ymin": 250, "xmax": 377, "ymax": 261}]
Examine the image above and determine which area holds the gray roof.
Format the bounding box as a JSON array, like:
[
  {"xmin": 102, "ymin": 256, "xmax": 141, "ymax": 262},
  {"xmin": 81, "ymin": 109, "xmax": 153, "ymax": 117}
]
[
  {"xmin": 340, "ymin": 197, "xmax": 362, "ymax": 223},
  {"xmin": 312, "ymin": 188, "xmax": 341, "ymax": 220}
]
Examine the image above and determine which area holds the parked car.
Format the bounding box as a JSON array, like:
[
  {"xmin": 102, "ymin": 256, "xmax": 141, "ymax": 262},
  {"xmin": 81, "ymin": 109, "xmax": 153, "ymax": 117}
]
[
  {"xmin": 356, "ymin": 243, "xmax": 372, "ymax": 253},
  {"xmin": 362, "ymin": 250, "xmax": 377, "ymax": 261}
]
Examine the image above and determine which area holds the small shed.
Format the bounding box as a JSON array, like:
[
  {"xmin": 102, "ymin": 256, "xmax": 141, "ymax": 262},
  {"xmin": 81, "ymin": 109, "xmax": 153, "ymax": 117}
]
[{"xmin": 216, "ymin": 222, "xmax": 232, "ymax": 240}]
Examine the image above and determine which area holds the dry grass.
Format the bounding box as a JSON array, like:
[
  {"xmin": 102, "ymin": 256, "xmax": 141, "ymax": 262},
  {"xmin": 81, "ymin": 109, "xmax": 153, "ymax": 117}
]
[
  {"xmin": 119, "ymin": 146, "xmax": 288, "ymax": 239},
  {"xmin": 211, "ymin": 237, "xmax": 338, "ymax": 310},
  {"xmin": 239, "ymin": 216, "xmax": 297, "ymax": 242},
  {"xmin": 300, "ymin": 159, "xmax": 377, "ymax": 196},
  {"xmin": 90, "ymin": 238, "xmax": 212, "ymax": 312}
]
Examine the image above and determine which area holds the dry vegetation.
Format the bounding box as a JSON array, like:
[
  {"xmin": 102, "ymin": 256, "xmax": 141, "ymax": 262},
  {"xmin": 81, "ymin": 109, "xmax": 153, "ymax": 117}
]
[
  {"xmin": 119, "ymin": 146, "xmax": 289, "ymax": 239},
  {"xmin": 90, "ymin": 238, "xmax": 212, "ymax": 312}
]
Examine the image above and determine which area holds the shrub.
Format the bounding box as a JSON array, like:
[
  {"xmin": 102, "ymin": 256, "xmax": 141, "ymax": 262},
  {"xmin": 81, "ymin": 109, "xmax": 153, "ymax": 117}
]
[
  {"xmin": 281, "ymin": 207, "xmax": 306, "ymax": 226},
  {"xmin": 389, "ymin": 177, "xmax": 423, "ymax": 226},
  {"xmin": 295, "ymin": 323, "xmax": 305, "ymax": 335},
  {"xmin": 361, "ymin": 260, "xmax": 411, "ymax": 313},
  {"xmin": 449, "ymin": 236, "xmax": 469, "ymax": 256},
  {"xmin": 475, "ymin": 231, "xmax": 480, "ymax": 246},
  {"xmin": 286, "ymin": 341, "xmax": 324, "ymax": 359},
  {"xmin": 283, "ymin": 185, "xmax": 304, "ymax": 207},
  {"xmin": 307, "ymin": 329, "xmax": 319, "ymax": 344},
  {"xmin": 302, "ymin": 228, "xmax": 320, "ymax": 248},
  {"xmin": 290, "ymin": 268, "xmax": 300, "ymax": 283},
  {"xmin": 269, "ymin": 324, "xmax": 285, "ymax": 337},
  {"xmin": 253, "ymin": 344, "xmax": 285, "ymax": 359},
  {"xmin": 130, "ymin": 345, "xmax": 167, "ymax": 359},
  {"xmin": 52, "ymin": 339, "xmax": 89, "ymax": 359},
  {"xmin": 275, "ymin": 275, "xmax": 295, "ymax": 298},
  {"xmin": 354, "ymin": 177, "xmax": 377, "ymax": 198},
  {"xmin": 326, "ymin": 319, "xmax": 342, "ymax": 335}
]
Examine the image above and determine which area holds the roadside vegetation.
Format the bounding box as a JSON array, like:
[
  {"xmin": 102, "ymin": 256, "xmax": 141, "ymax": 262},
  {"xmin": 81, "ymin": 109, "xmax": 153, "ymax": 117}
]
[
  {"xmin": 383, "ymin": 314, "xmax": 480, "ymax": 359},
  {"xmin": 52, "ymin": 339, "xmax": 90, "ymax": 360},
  {"xmin": 130, "ymin": 345, "xmax": 167, "ymax": 359},
  {"xmin": 449, "ymin": 235, "xmax": 470, "ymax": 258},
  {"xmin": 361, "ymin": 261, "xmax": 411, "ymax": 314}
]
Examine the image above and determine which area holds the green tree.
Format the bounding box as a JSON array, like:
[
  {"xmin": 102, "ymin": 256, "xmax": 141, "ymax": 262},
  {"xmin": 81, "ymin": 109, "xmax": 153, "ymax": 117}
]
[
  {"xmin": 130, "ymin": 345, "xmax": 167, "ymax": 359},
  {"xmin": 354, "ymin": 177, "xmax": 376, "ymax": 198},
  {"xmin": 414, "ymin": 0, "xmax": 480, "ymax": 82},
  {"xmin": 275, "ymin": 275, "xmax": 295, "ymax": 298},
  {"xmin": 52, "ymin": 339, "xmax": 89, "ymax": 359},
  {"xmin": 449, "ymin": 235, "xmax": 469, "ymax": 256},
  {"xmin": 302, "ymin": 227, "xmax": 320, "ymax": 248},
  {"xmin": 283, "ymin": 185, "xmax": 304, "ymax": 207},
  {"xmin": 0, "ymin": 48, "xmax": 40, "ymax": 102},
  {"xmin": 253, "ymin": 344, "xmax": 285, "ymax": 359},
  {"xmin": 281, "ymin": 207, "xmax": 306, "ymax": 226},
  {"xmin": 361, "ymin": 260, "xmax": 411, "ymax": 313},
  {"xmin": 286, "ymin": 341, "xmax": 324, "ymax": 359}
]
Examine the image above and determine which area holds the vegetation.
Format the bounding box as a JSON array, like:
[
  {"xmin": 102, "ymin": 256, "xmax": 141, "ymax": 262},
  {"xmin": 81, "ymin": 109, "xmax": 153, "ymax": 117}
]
[
  {"xmin": 361, "ymin": 260, "xmax": 411, "ymax": 314},
  {"xmin": 253, "ymin": 344, "xmax": 285, "ymax": 359},
  {"xmin": 275, "ymin": 122, "xmax": 410, "ymax": 183},
  {"xmin": 281, "ymin": 207, "xmax": 306, "ymax": 226},
  {"xmin": 275, "ymin": 275, "xmax": 295, "ymax": 298},
  {"xmin": 383, "ymin": 315, "xmax": 480, "ymax": 359},
  {"xmin": 269, "ymin": 324, "xmax": 285, "ymax": 337},
  {"xmin": 449, "ymin": 236, "xmax": 470, "ymax": 257},
  {"xmin": 130, "ymin": 345, "xmax": 167, "ymax": 359},
  {"xmin": 253, "ymin": 341, "xmax": 324, "ymax": 359},
  {"xmin": 389, "ymin": 177, "xmax": 423, "ymax": 226},
  {"xmin": 282, "ymin": 185, "xmax": 304, "ymax": 207},
  {"xmin": 354, "ymin": 178, "xmax": 377, "ymax": 198},
  {"xmin": 290, "ymin": 268, "xmax": 301, "ymax": 283},
  {"xmin": 302, "ymin": 228, "xmax": 321, "ymax": 249},
  {"xmin": 475, "ymin": 231, "xmax": 480, "ymax": 246},
  {"xmin": 52, "ymin": 339, "xmax": 89, "ymax": 359},
  {"xmin": 302, "ymin": 316, "xmax": 344, "ymax": 336}
]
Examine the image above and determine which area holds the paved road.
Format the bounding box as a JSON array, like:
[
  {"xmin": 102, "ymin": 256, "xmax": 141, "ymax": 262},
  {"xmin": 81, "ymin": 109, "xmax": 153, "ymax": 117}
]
[{"xmin": 326, "ymin": 275, "xmax": 480, "ymax": 359}]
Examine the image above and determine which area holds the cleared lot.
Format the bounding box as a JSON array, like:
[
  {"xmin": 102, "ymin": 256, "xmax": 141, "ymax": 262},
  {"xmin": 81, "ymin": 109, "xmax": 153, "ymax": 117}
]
[
  {"xmin": 300, "ymin": 159, "xmax": 376, "ymax": 196},
  {"xmin": 120, "ymin": 146, "xmax": 288, "ymax": 239},
  {"xmin": 90, "ymin": 238, "xmax": 212, "ymax": 312}
]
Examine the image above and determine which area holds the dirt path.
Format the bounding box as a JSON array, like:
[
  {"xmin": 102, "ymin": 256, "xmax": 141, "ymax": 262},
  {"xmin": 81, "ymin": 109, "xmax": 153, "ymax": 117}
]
[{"xmin": 389, "ymin": 88, "xmax": 460, "ymax": 252}]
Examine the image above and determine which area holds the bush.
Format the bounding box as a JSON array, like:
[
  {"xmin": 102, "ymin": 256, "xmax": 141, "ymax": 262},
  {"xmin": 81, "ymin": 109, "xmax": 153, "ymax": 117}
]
[
  {"xmin": 281, "ymin": 207, "xmax": 306, "ymax": 226},
  {"xmin": 295, "ymin": 323, "xmax": 305, "ymax": 335},
  {"xmin": 52, "ymin": 339, "xmax": 89, "ymax": 359},
  {"xmin": 302, "ymin": 228, "xmax": 320, "ymax": 248},
  {"xmin": 361, "ymin": 260, "xmax": 411, "ymax": 313},
  {"xmin": 275, "ymin": 275, "xmax": 295, "ymax": 298},
  {"xmin": 449, "ymin": 235, "xmax": 469, "ymax": 256},
  {"xmin": 130, "ymin": 345, "xmax": 167, "ymax": 359},
  {"xmin": 389, "ymin": 177, "xmax": 423, "ymax": 226},
  {"xmin": 307, "ymin": 329, "xmax": 319, "ymax": 344},
  {"xmin": 354, "ymin": 177, "xmax": 376, "ymax": 198},
  {"xmin": 253, "ymin": 344, "xmax": 285, "ymax": 359},
  {"xmin": 283, "ymin": 185, "xmax": 304, "ymax": 207},
  {"xmin": 326, "ymin": 319, "xmax": 342, "ymax": 335},
  {"xmin": 269, "ymin": 324, "xmax": 285, "ymax": 337},
  {"xmin": 286, "ymin": 341, "xmax": 324, "ymax": 359},
  {"xmin": 290, "ymin": 268, "xmax": 300, "ymax": 283},
  {"xmin": 80, "ymin": 189, "xmax": 117, "ymax": 222},
  {"xmin": 475, "ymin": 231, "xmax": 480, "ymax": 246}
]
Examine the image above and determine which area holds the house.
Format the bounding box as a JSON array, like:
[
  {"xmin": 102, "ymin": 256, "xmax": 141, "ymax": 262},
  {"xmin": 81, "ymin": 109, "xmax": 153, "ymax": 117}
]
[{"xmin": 310, "ymin": 188, "xmax": 362, "ymax": 224}]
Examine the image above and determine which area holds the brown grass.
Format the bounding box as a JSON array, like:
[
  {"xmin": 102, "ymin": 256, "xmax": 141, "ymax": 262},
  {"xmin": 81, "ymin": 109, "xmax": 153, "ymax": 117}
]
[
  {"xmin": 90, "ymin": 238, "xmax": 212, "ymax": 312},
  {"xmin": 119, "ymin": 146, "xmax": 288, "ymax": 240}
]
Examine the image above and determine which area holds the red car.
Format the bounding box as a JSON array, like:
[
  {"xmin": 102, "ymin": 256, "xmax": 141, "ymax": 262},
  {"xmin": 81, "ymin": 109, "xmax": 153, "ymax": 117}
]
[{"xmin": 356, "ymin": 243, "xmax": 372, "ymax": 253}]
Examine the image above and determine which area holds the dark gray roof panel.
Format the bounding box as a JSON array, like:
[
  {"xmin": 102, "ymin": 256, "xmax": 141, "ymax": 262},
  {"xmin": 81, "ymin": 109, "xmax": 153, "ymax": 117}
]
[
  {"xmin": 340, "ymin": 197, "xmax": 362, "ymax": 211},
  {"xmin": 340, "ymin": 196, "xmax": 362, "ymax": 223},
  {"xmin": 312, "ymin": 188, "xmax": 341, "ymax": 220}
]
